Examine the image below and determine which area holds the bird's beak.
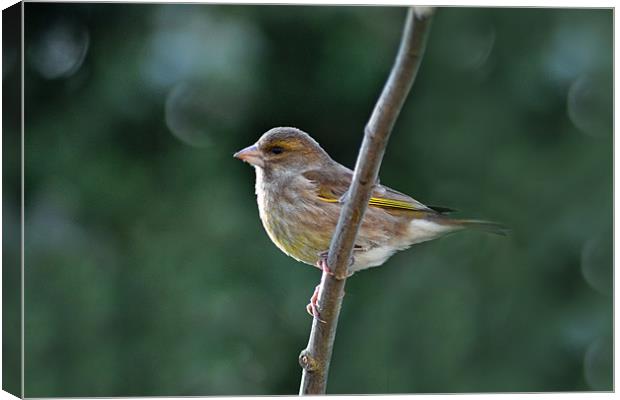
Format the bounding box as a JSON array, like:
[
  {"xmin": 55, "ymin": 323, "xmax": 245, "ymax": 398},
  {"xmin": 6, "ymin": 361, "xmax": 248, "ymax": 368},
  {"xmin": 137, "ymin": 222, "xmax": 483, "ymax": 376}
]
[{"xmin": 233, "ymin": 144, "xmax": 264, "ymax": 167}]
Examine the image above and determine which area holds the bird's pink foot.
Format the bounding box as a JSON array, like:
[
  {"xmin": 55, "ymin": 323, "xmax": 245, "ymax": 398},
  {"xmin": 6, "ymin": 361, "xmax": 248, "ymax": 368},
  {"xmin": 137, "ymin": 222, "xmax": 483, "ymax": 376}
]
[
  {"xmin": 316, "ymin": 251, "xmax": 357, "ymax": 278},
  {"xmin": 315, "ymin": 254, "xmax": 334, "ymax": 276},
  {"xmin": 306, "ymin": 284, "xmax": 326, "ymax": 323}
]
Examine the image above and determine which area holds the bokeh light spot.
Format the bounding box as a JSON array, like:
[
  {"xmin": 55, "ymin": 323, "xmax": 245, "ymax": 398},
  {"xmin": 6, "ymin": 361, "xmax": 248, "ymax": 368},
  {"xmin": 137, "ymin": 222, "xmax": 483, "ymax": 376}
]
[
  {"xmin": 165, "ymin": 79, "xmax": 249, "ymax": 148},
  {"xmin": 580, "ymin": 234, "xmax": 612, "ymax": 296},
  {"xmin": 439, "ymin": 21, "xmax": 495, "ymax": 72},
  {"xmin": 543, "ymin": 22, "xmax": 601, "ymax": 85},
  {"xmin": 457, "ymin": 26, "xmax": 495, "ymax": 70},
  {"xmin": 165, "ymin": 82, "xmax": 214, "ymax": 147},
  {"xmin": 28, "ymin": 20, "xmax": 90, "ymax": 79},
  {"xmin": 567, "ymin": 73, "xmax": 612, "ymax": 137}
]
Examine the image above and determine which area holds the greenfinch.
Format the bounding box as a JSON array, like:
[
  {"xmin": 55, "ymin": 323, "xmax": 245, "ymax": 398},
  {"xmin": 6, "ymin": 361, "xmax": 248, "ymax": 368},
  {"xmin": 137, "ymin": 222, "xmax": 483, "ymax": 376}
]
[{"xmin": 235, "ymin": 127, "xmax": 506, "ymax": 316}]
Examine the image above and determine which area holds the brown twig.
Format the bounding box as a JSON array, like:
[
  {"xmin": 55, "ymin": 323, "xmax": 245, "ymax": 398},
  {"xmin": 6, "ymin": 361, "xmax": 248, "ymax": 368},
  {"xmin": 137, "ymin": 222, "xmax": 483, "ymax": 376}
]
[{"xmin": 298, "ymin": 7, "xmax": 434, "ymax": 395}]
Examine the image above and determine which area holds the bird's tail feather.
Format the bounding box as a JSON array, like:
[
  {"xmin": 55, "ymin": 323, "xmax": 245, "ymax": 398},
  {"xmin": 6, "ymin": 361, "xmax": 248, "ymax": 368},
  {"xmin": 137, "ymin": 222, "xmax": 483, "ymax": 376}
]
[{"xmin": 451, "ymin": 219, "xmax": 509, "ymax": 236}]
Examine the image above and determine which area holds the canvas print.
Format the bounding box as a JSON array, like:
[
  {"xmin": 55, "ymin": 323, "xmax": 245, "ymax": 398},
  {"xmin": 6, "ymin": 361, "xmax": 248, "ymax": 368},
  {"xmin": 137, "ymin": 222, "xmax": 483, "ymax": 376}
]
[{"xmin": 2, "ymin": 2, "xmax": 613, "ymax": 396}]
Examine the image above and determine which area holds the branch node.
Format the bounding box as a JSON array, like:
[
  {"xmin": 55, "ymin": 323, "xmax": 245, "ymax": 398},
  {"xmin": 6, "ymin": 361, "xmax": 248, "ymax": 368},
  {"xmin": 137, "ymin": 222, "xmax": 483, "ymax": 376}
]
[{"xmin": 299, "ymin": 349, "xmax": 319, "ymax": 372}]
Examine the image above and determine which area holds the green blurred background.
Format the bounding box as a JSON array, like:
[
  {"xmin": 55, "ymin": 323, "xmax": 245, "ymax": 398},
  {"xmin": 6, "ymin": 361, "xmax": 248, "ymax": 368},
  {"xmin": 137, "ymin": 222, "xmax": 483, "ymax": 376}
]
[{"xmin": 5, "ymin": 3, "xmax": 613, "ymax": 396}]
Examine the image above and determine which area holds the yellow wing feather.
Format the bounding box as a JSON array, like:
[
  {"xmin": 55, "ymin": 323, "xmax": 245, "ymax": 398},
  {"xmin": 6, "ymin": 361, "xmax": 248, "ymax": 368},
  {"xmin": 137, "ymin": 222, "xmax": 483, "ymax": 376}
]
[
  {"xmin": 368, "ymin": 197, "xmax": 418, "ymax": 210},
  {"xmin": 317, "ymin": 195, "xmax": 339, "ymax": 203},
  {"xmin": 318, "ymin": 194, "xmax": 419, "ymax": 211}
]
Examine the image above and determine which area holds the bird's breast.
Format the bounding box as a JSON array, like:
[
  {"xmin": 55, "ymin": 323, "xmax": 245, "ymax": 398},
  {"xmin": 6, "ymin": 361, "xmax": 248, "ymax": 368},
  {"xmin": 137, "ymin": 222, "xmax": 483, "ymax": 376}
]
[{"xmin": 254, "ymin": 170, "xmax": 334, "ymax": 265}]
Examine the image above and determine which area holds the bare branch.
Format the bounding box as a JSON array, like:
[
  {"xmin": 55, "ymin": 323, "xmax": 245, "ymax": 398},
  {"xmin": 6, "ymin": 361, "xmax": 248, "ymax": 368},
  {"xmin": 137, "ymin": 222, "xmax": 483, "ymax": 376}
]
[{"xmin": 298, "ymin": 7, "xmax": 434, "ymax": 395}]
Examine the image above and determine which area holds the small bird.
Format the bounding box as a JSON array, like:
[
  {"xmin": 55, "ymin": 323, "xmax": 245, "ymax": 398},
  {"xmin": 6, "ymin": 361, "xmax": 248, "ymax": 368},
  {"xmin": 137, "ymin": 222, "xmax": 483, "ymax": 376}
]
[{"xmin": 234, "ymin": 127, "xmax": 506, "ymax": 318}]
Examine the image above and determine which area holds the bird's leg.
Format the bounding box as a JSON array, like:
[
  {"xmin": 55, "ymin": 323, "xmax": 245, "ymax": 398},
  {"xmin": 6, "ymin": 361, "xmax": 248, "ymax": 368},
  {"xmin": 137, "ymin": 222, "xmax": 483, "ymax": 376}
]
[
  {"xmin": 306, "ymin": 284, "xmax": 325, "ymax": 323},
  {"xmin": 305, "ymin": 253, "xmax": 336, "ymax": 323},
  {"xmin": 306, "ymin": 252, "xmax": 357, "ymax": 322}
]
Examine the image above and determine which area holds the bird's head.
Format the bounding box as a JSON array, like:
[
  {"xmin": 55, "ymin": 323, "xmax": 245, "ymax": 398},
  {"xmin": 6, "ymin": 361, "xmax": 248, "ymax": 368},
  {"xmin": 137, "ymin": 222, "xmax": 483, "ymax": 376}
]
[{"xmin": 234, "ymin": 127, "xmax": 330, "ymax": 174}]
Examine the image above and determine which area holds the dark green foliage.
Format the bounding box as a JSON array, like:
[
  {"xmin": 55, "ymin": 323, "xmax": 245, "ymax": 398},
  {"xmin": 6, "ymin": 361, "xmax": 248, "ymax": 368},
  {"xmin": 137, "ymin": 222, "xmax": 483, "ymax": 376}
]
[{"xmin": 15, "ymin": 4, "xmax": 612, "ymax": 396}]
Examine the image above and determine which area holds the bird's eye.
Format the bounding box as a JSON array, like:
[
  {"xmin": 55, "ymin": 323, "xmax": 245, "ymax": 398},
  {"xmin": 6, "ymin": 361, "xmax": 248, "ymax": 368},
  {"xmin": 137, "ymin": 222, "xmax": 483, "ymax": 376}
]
[{"xmin": 270, "ymin": 146, "xmax": 284, "ymax": 155}]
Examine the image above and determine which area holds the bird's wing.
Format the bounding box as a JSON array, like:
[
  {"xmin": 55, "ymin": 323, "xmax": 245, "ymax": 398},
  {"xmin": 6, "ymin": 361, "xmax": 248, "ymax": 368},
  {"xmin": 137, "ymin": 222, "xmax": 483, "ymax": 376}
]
[
  {"xmin": 302, "ymin": 168, "xmax": 434, "ymax": 213},
  {"xmin": 370, "ymin": 185, "xmax": 434, "ymax": 212}
]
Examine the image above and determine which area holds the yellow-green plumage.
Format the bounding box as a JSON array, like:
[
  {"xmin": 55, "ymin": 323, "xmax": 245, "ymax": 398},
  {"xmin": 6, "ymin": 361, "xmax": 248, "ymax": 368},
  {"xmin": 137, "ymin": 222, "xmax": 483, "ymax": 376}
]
[{"xmin": 256, "ymin": 166, "xmax": 335, "ymax": 264}]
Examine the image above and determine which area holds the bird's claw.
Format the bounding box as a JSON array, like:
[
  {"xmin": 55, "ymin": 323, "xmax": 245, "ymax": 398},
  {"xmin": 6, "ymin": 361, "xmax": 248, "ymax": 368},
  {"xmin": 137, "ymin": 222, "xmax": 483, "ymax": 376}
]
[
  {"xmin": 315, "ymin": 256, "xmax": 334, "ymax": 276},
  {"xmin": 306, "ymin": 284, "xmax": 326, "ymax": 323},
  {"xmin": 316, "ymin": 251, "xmax": 356, "ymax": 278}
]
